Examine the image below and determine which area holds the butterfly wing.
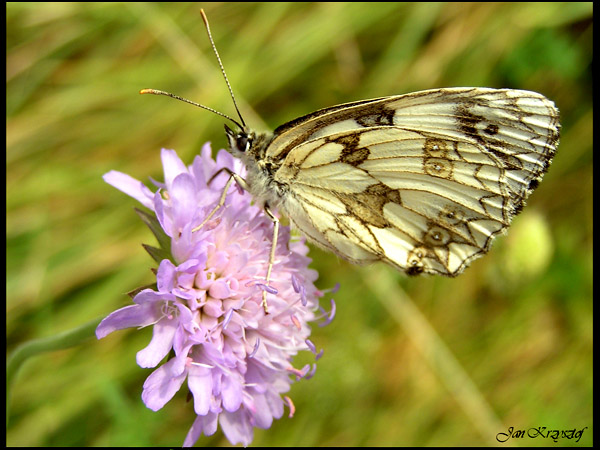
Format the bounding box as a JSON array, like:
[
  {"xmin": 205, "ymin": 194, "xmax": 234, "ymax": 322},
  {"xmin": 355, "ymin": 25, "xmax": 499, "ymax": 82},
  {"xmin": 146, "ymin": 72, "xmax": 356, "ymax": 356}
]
[{"xmin": 269, "ymin": 88, "xmax": 560, "ymax": 276}]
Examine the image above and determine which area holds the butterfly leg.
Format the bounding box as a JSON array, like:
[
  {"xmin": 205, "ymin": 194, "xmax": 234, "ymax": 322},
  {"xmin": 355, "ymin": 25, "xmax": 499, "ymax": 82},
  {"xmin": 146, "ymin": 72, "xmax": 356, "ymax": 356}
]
[
  {"xmin": 192, "ymin": 167, "xmax": 276, "ymax": 313},
  {"xmin": 192, "ymin": 169, "xmax": 249, "ymax": 233},
  {"xmin": 262, "ymin": 204, "xmax": 279, "ymax": 314}
]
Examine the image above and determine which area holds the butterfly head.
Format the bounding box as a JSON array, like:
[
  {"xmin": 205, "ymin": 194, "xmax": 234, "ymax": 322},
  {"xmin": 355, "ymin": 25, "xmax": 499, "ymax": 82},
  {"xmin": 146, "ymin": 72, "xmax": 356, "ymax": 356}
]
[{"xmin": 225, "ymin": 124, "xmax": 253, "ymax": 157}]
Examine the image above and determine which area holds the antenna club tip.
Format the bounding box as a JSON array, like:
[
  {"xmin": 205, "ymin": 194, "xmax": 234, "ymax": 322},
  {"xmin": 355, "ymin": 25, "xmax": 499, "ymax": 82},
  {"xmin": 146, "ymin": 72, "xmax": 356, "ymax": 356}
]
[
  {"xmin": 139, "ymin": 89, "xmax": 154, "ymax": 95},
  {"xmin": 199, "ymin": 8, "xmax": 208, "ymax": 24}
]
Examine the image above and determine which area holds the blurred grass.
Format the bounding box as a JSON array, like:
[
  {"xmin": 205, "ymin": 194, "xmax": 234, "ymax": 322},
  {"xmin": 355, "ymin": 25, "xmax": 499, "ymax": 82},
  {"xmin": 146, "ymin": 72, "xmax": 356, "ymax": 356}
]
[{"xmin": 6, "ymin": 2, "xmax": 592, "ymax": 446}]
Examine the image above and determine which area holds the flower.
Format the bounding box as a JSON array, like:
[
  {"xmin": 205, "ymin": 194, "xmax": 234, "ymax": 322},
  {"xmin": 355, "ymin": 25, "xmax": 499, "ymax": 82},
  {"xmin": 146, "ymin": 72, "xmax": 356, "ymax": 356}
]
[{"xmin": 96, "ymin": 144, "xmax": 335, "ymax": 446}]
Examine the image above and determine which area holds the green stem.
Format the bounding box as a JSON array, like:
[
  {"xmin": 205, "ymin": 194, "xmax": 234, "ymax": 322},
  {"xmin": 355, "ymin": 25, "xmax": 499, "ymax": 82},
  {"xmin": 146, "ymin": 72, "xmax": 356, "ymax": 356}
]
[{"xmin": 6, "ymin": 316, "xmax": 103, "ymax": 425}]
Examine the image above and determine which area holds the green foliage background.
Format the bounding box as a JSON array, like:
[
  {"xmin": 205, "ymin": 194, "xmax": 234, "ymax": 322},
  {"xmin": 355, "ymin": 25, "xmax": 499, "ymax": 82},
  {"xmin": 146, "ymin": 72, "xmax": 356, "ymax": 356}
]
[{"xmin": 7, "ymin": 2, "xmax": 592, "ymax": 446}]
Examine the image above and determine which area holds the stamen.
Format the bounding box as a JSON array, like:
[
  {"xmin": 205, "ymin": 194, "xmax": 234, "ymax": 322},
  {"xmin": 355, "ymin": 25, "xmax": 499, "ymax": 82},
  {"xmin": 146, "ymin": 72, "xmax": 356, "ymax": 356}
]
[
  {"xmin": 304, "ymin": 363, "xmax": 317, "ymax": 380},
  {"xmin": 160, "ymin": 301, "xmax": 179, "ymax": 321},
  {"xmin": 319, "ymin": 298, "xmax": 336, "ymax": 327},
  {"xmin": 306, "ymin": 339, "xmax": 324, "ymax": 360},
  {"xmin": 222, "ymin": 308, "xmax": 233, "ymax": 330},
  {"xmin": 189, "ymin": 360, "xmax": 215, "ymax": 369},
  {"xmin": 291, "ymin": 274, "xmax": 307, "ymax": 306},
  {"xmin": 291, "ymin": 274, "xmax": 301, "ymax": 293},
  {"xmin": 283, "ymin": 396, "xmax": 296, "ymax": 418},
  {"xmin": 300, "ymin": 285, "xmax": 307, "ymax": 306},
  {"xmin": 290, "ymin": 314, "xmax": 302, "ymax": 330},
  {"xmin": 326, "ymin": 282, "xmax": 341, "ymax": 294},
  {"xmin": 254, "ymin": 283, "xmax": 278, "ymax": 295},
  {"xmin": 286, "ymin": 365, "xmax": 309, "ymax": 380},
  {"xmin": 248, "ymin": 338, "xmax": 260, "ymax": 358}
]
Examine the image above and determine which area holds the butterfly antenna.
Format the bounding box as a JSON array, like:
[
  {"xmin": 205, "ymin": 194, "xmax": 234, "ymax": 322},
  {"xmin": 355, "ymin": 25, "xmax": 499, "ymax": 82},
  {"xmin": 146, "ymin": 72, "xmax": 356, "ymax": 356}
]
[
  {"xmin": 139, "ymin": 89, "xmax": 244, "ymax": 130},
  {"xmin": 200, "ymin": 9, "xmax": 247, "ymax": 128}
]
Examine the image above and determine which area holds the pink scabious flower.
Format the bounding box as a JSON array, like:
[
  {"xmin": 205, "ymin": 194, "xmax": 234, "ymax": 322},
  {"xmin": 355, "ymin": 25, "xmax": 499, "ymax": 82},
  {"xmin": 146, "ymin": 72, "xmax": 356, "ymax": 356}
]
[{"xmin": 97, "ymin": 144, "xmax": 335, "ymax": 446}]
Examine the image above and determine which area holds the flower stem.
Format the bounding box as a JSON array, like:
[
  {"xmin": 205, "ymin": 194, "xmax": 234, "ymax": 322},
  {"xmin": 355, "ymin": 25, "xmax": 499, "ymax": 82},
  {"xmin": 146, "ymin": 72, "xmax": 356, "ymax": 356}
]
[{"xmin": 6, "ymin": 316, "xmax": 103, "ymax": 425}]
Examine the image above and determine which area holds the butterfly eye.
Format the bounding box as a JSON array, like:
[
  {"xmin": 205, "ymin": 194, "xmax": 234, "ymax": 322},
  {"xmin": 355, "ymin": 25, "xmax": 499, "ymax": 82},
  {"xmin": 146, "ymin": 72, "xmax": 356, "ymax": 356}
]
[
  {"xmin": 224, "ymin": 124, "xmax": 251, "ymax": 153},
  {"xmin": 237, "ymin": 134, "xmax": 252, "ymax": 152}
]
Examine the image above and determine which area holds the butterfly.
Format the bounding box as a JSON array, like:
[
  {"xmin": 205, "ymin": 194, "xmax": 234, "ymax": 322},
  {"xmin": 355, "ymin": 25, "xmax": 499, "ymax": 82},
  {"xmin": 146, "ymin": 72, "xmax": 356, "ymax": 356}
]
[{"xmin": 142, "ymin": 10, "xmax": 560, "ymax": 307}]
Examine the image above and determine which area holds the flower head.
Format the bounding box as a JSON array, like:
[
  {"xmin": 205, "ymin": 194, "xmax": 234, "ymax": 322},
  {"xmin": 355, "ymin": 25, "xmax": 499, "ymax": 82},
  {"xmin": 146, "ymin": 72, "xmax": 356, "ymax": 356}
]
[{"xmin": 97, "ymin": 144, "xmax": 334, "ymax": 446}]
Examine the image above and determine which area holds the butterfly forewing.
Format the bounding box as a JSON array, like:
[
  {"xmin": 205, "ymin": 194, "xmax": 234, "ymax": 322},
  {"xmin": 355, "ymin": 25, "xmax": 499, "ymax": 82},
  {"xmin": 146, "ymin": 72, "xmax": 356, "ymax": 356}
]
[{"xmin": 256, "ymin": 88, "xmax": 559, "ymax": 276}]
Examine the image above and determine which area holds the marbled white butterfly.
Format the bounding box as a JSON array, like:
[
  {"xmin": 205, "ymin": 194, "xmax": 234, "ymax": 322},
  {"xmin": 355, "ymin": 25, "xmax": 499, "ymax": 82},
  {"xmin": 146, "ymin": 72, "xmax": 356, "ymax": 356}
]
[{"xmin": 141, "ymin": 10, "xmax": 560, "ymax": 309}]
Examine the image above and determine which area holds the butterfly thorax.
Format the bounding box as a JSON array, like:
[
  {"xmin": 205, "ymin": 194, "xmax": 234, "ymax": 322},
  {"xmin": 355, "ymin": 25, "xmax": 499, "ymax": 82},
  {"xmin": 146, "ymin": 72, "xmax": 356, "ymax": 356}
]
[{"xmin": 225, "ymin": 126, "xmax": 287, "ymax": 209}]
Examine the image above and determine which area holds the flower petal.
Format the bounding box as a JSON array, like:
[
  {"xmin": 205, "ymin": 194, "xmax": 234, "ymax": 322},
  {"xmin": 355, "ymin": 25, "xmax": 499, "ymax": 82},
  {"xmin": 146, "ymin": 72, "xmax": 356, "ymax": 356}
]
[
  {"xmin": 183, "ymin": 411, "xmax": 219, "ymax": 447},
  {"xmin": 221, "ymin": 373, "xmax": 243, "ymax": 412},
  {"xmin": 219, "ymin": 409, "xmax": 254, "ymax": 447},
  {"xmin": 141, "ymin": 359, "xmax": 187, "ymax": 411},
  {"xmin": 136, "ymin": 315, "xmax": 178, "ymax": 368},
  {"xmin": 209, "ymin": 279, "xmax": 231, "ymax": 299},
  {"xmin": 95, "ymin": 303, "xmax": 158, "ymax": 339},
  {"xmin": 103, "ymin": 171, "xmax": 154, "ymax": 209},
  {"xmin": 161, "ymin": 148, "xmax": 188, "ymax": 188},
  {"xmin": 188, "ymin": 365, "xmax": 213, "ymax": 416}
]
